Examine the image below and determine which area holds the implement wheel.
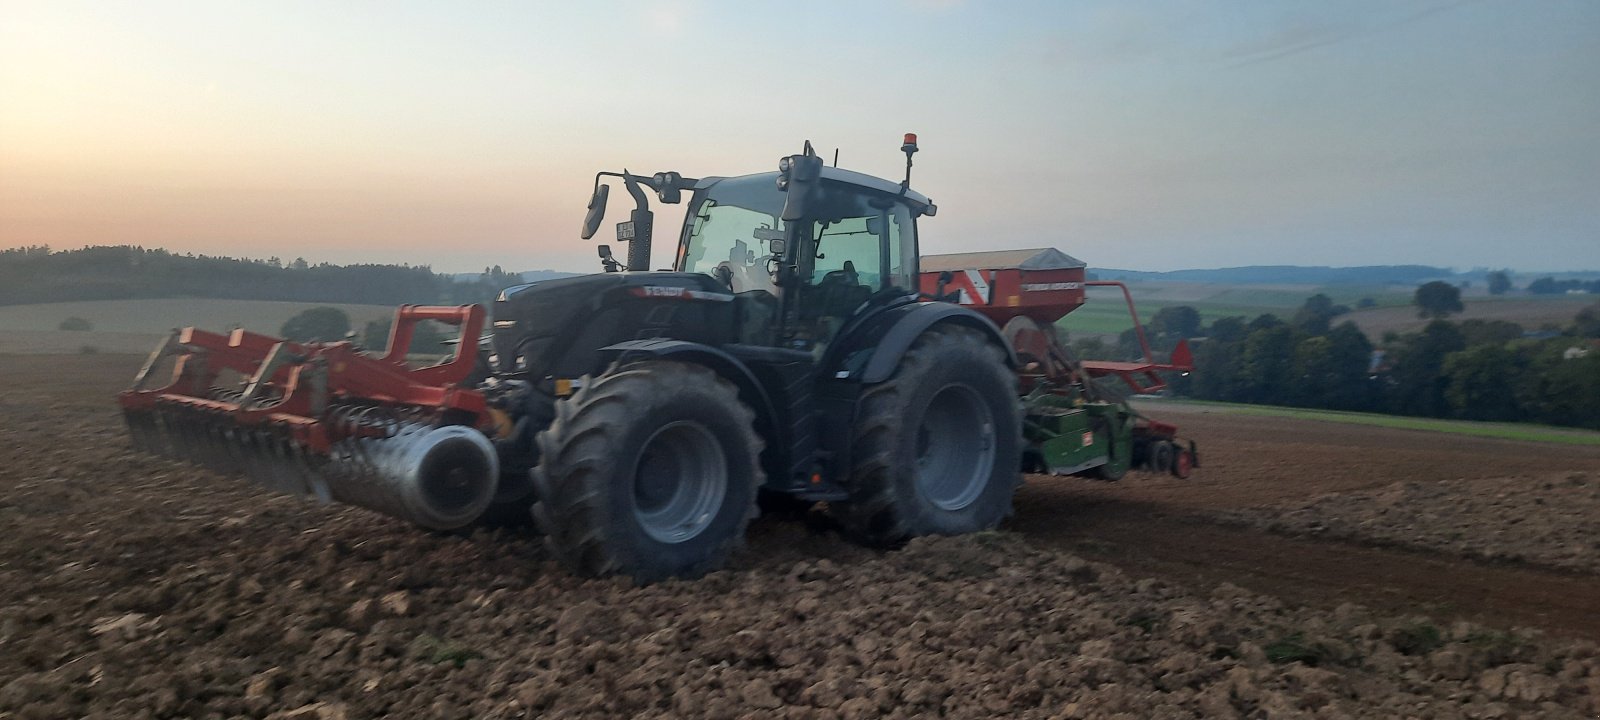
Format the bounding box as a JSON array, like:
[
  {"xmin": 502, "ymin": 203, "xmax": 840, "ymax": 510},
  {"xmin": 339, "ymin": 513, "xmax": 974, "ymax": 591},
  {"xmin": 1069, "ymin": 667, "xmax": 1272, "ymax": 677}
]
[
  {"xmin": 834, "ymin": 324, "xmax": 1022, "ymax": 547},
  {"xmin": 1151, "ymin": 441, "xmax": 1174, "ymax": 474},
  {"xmin": 532, "ymin": 361, "xmax": 762, "ymax": 583},
  {"xmin": 1171, "ymin": 446, "xmax": 1194, "ymax": 479}
]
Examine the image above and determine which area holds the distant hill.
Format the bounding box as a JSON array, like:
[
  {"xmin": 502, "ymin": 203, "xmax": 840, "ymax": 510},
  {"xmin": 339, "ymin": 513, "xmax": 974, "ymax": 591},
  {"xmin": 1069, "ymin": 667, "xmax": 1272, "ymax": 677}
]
[
  {"xmin": 1090, "ymin": 265, "xmax": 1455, "ymax": 285},
  {"xmin": 0, "ymin": 245, "xmax": 528, "ymax": 307}
]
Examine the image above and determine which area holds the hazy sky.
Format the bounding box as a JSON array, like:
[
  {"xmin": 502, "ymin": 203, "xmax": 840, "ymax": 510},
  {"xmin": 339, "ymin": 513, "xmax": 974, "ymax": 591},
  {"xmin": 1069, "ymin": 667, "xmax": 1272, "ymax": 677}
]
[{"xmin": 2, "ymin": 0, "xmax": 1596, "ymax": 273}]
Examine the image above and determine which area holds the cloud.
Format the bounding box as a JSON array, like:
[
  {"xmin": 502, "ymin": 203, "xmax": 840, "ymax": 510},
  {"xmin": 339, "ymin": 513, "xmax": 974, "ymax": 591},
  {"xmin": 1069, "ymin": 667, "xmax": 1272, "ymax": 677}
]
[
  {"xmin": 1224, "ymin": 0, "xmax": 1482, "ymax": 68},
  {"xmin": 642, "ymin": 0, "xmax": 698, "ymax": 37}
]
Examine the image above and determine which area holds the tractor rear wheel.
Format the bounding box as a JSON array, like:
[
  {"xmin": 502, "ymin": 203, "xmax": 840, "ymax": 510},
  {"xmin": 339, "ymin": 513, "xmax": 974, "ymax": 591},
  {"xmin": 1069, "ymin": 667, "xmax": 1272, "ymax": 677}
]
[
  {"xmin": 835, "ymin": 324, "xmax": 1021, "ymax": 547},
  {"xmin": 531, "ymin": 361, "xmax": 763, "ymax": 583}
]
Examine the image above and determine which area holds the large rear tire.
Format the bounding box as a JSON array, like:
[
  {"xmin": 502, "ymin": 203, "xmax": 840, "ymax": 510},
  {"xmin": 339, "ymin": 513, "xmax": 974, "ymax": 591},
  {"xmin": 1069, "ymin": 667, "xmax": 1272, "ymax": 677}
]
[
  {"xmin": 834, "ymin": 324, "xmax": 1022, "ymax": 547},
  {"xmin": 531, "ymin": 361, "xmax": 763, "ymax": 583}
]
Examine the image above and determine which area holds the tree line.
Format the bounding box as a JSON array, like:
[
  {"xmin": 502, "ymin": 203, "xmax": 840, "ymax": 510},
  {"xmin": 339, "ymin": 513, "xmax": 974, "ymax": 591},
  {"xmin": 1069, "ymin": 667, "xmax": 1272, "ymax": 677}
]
[
  {"xmin": 1073, "ymin": 291, "xmax": 1600, "ymax": 431},
  {"xmin": 0, "ymin": 245, "xmax": 528, "ymax": 307}
]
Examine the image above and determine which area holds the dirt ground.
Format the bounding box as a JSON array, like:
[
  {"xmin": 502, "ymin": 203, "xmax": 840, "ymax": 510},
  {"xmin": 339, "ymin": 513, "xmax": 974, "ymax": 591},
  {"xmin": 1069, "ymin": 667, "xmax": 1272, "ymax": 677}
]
[
  {"xmin": 4, "ymin": 354, "xmax": 1600, "ymax": 718},
  {"xmin": 1214, "ymin": 473, "xmax": 1600, "ymax": 574},
  {"xmin": 1014, "ymin": 405, "xmax": 1600, "ymax": 635}
]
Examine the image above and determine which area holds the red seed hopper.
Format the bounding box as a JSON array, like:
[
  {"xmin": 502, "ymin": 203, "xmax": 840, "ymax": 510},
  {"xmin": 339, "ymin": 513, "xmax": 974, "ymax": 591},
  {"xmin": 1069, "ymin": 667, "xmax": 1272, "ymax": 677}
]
[{"xmin": 918, "ymin": 248, "xmax": 1192, "ymax": 393}]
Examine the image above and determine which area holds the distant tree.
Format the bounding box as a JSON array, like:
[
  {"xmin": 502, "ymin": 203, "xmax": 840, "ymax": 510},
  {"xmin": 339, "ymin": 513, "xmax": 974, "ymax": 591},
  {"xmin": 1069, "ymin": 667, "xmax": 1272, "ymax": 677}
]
[
  {"xmin": 1521, "ymin": 347, "xmax": 1600, "ymax": 430},
  {"xmin": 1238, "ymin": 325, "xmax": 1298, "ymax": 405},
  {"xmin": 1487, "ymin": 271, "xmax": 1512, "ymax": 296},
  {"xmin": 280, "ymin": 307, "xmax": 351, "ymax": 343},
  {"xmin": 1205, "ymin": 316, "xmax": 1250, "ymax": 343},
  {"xmin": 1191, "ymin": 338, "xmax": 1242, "ymax": 401},
  {"xmin": 1150, "ymin": 305, "xmax": 1202, "ymax": 340},
  {"xmin": 1387, "ymin": 320, "xmax": 1466, "ymax": 417},
  {"xmin": 1527, "ymin": 277, "xmax": 1562, "ymax": 295},
  {"xmin": 290, "ymin": 257, "xmax": 310, "ymax": 271},
  {"xmin": 1290, "ymin": 335, "xmax": 1335, "ymax": 406},
  {"xmin": 1443, "ymin": 344, "xmax": 1527, "ymax": 422},
  {"xmin": 1458, "ymin": 319, "xmax": 1524, "ymax": 347},
  {"xmin": 58, "ymin": 317, "xmax": 92, "ymax": 331},
  {"xmin": 1356, "ymin": 297, "xmax": 1377, "ymax": 309},
  {"xmin": 1324, "ymin": 322, "xmax": 1378, "ymax": 410},
  {"xmin": 1292, "ymin": 294, "xmax": 1339, "ymax": 335},
  {"xmin": 1247, "ymin": 314, "xmax": 1285, "ymax": 333},
  {"xmin": 1573, "ymin": 303, "xmax": 1600, "ymax": 339},
  {"xmin": 1413, "ymin": 281, "xmax": 1464, "ymax": 319},
  {"xmin": 1069, "ymin": 336, "xmax": 1112, "ymax": 361}
]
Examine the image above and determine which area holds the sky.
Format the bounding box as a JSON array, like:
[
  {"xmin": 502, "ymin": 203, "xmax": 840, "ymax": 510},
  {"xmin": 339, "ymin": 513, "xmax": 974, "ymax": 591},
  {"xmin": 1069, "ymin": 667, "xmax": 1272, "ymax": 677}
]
[{"xmin": 1, "ymin": 0, "xmax": 1596, "ymax": 274}]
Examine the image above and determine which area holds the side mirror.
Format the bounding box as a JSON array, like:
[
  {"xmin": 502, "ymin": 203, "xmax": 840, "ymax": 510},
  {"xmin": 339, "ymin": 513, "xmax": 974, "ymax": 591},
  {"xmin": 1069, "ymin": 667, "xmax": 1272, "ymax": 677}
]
[{"xmin": 581, "ymin": 184, "xmax": 610, "ymax": 240}]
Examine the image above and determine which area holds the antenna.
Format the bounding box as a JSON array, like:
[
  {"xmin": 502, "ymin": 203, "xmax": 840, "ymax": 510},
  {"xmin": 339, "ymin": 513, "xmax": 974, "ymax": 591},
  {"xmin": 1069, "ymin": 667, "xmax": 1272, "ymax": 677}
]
[{"xmin": 833, "ymin": 148, "xmax": 839, "ymax": 167}]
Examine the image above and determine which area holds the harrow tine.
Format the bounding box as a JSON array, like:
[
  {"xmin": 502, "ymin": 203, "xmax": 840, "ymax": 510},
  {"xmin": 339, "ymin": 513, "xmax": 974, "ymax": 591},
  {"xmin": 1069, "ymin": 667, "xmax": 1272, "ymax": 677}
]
[
  {"xmin": 296, "ymin": 444, "xmax": 332, "ymax": 503},
  {"xmin": 164, "ymin": 408, "xmax": 190, "ymax": 460},
  {"xmin": 239, "ymin": 427, "xmax": 273, "ymax": 490},
  {"xmin": 159, "ymin": 408, "xmax": 187, "ymax": 460},
  {"xmin": 253, "ymin": 431, "xmax": 295, "ymax": 497},
  {"xmin": 195, "ymin": 412, "xmax": 227, "ymax": 474},
  {"xmin": 122, "ymin": 409, "xmax": 152, "ymax": 453}
]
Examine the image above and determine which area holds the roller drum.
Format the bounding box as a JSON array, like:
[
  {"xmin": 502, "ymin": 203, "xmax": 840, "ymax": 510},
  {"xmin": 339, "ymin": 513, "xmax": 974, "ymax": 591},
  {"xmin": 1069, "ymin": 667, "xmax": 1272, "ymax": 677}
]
[{"xmin": 326, "ymin": 423, "xmax": 499, "ymax": 531}]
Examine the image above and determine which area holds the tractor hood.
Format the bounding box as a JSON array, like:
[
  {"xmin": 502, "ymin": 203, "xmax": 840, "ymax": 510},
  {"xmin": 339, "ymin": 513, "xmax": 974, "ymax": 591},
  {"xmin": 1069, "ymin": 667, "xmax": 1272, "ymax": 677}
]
[{"xmin": 490, "ymin": 271, "xmax": 733, "ymax": 377}]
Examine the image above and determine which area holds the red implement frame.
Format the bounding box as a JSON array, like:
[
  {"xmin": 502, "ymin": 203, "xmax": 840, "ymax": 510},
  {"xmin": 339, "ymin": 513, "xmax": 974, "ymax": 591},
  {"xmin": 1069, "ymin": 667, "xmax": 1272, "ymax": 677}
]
[
  {"xmin": 117, "ymin": 305, "xmax": 488, "ymax": 453},
  {"xmin": 1078, "ymin": 281, "xmax": 1192, "ymax": 394}
]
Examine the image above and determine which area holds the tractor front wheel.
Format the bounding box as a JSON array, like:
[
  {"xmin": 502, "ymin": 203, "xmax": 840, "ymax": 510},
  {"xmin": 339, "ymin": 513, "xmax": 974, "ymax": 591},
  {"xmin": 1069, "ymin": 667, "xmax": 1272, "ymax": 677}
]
[
  {"xmin": 531, "ymin": 361, "xmax": 763, "ymax": 583},
  {"xmin": 835, "ymin": 324, "xmax": 1022, "ymax": 547}
]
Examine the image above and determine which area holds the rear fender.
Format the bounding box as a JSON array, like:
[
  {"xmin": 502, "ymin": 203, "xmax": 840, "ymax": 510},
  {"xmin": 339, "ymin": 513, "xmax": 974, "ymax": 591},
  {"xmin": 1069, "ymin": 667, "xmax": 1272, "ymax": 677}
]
[
  {"xmin": 828, "ymin": 302, "xmax": 1017, "ymax": 384},
  {"xmin": 597, "ymin": 339, "xmax": 784, "ymax": 483}
]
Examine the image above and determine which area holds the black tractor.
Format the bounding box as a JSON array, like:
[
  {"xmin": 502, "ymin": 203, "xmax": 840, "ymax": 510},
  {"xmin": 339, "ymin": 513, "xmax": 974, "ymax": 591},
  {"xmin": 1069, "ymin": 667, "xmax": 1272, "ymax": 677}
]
[
  {"xmin": 483, "ymin": 137, "xmax": 1021, "ymax": 581},
  {"xmin": 119, "ymin": 137, "xmax": 1024, "ymax": 584}
]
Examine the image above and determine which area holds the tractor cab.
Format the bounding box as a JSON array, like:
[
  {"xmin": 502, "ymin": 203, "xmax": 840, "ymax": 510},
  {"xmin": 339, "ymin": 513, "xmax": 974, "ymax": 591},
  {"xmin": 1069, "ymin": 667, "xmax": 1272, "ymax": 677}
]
[{"xmin": 584, "ymin": 139, "xmax": 936, "ymax": 352}]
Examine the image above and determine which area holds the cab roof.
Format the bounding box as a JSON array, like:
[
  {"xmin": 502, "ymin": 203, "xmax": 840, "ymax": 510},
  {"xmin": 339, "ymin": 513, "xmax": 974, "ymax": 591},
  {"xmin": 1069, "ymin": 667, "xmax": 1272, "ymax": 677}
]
[{"xmin": 696, "ymin": 167, "xmax": 932, "ymax": 207}]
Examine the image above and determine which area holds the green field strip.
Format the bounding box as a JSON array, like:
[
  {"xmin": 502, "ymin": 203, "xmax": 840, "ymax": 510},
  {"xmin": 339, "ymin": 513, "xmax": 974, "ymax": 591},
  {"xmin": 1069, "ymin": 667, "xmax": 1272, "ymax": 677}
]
[{"xmin": 1140, "ymin": 399, "xmax": 1600, "ymax": 446}]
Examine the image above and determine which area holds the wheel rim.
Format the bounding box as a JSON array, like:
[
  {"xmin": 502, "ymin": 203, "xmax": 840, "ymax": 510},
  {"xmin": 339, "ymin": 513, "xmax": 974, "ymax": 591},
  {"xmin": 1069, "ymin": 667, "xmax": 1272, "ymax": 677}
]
[
  {"xmin": 914, "ymin": 384, "xmax": 996, "ymax": 511},
  {"xmin": 632, "ymin": 421, "xmax": 728, "ymax": 544}
]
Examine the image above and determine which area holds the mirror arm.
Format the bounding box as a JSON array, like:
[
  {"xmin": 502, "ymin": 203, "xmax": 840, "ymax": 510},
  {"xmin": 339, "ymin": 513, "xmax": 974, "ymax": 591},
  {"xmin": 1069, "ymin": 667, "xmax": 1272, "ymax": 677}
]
[{"xmin": 620, "ymin": 170, "xmax": 650, "ymax": 210}]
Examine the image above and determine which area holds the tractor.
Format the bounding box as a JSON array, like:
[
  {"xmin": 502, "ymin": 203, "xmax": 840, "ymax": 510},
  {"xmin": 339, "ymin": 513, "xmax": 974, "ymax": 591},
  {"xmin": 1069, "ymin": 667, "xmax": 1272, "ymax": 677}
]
[{"xmin": 119, "ymin": 136, "xmax": 1193, "ymax": 583}]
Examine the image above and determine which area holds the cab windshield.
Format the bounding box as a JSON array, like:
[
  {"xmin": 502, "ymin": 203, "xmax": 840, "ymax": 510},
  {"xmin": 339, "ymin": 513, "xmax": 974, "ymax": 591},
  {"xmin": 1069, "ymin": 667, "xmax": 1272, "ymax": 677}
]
[
  {"xmin": 677, "ymin": 176, "xmax": 785, "ymax": 296},
  {"xmin": 677, "ymin": 175, "xmax": 919, "ymax": 295}
]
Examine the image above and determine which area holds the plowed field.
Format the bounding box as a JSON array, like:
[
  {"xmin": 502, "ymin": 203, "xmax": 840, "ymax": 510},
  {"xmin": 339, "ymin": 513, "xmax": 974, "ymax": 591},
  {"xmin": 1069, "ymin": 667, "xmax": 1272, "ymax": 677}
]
[{"xmin": 4, "ymin": 354, "xmax": 1600, "ymax": 718}]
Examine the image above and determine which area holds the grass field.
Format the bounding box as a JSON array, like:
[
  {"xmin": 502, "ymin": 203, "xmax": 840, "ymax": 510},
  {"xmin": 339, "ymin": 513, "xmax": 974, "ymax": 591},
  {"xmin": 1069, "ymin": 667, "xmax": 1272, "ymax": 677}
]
[
  {"xmin": 0, "ymin": 299, "xmax": 398, "ymax": 354},
  {"xmin": 1058, "ymin": 281, "xmax": 1594, "ymax": 341},
  {"xmin": 1058, "ymin": 282, "xmax": 1415, "ymax": 338},
  {"xmin": 1140, "ymin": 397, "xmax": 1600, "ymax": 446}
]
